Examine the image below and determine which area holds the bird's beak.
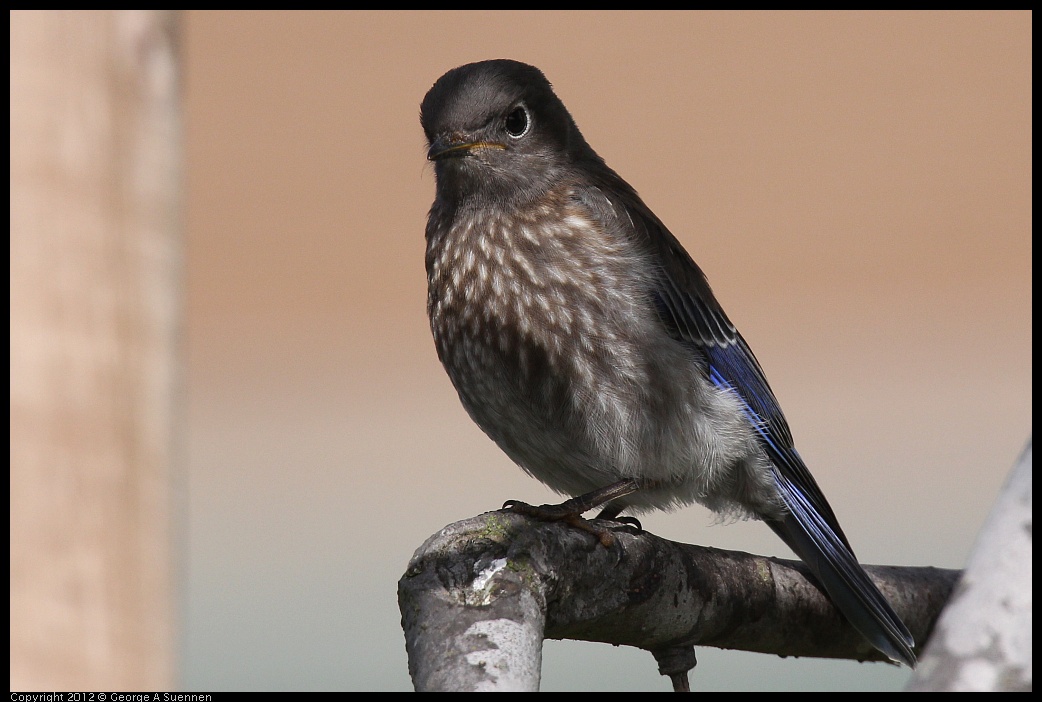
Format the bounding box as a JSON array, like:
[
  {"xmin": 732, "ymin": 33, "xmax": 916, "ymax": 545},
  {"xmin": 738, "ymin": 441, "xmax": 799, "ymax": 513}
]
[{"xmin": 427, "ymin": 136, "xmax": 506, "ymax": 161}]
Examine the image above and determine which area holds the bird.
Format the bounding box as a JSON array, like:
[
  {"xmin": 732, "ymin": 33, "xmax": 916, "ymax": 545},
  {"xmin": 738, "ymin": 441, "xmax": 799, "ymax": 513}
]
[{"xmin": 420, "ymin": 58, "xmax": 916, "ymax": 668}]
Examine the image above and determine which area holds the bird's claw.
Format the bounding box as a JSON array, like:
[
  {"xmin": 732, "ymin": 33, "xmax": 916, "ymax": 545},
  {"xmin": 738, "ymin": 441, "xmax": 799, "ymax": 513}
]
[
  {"xmin": 607, "ymin": 515, "xmax": 643, "ymax": 534},
  {"xmin": 503, "ymin": 499, "xmax": 617, "ymax": 546}
]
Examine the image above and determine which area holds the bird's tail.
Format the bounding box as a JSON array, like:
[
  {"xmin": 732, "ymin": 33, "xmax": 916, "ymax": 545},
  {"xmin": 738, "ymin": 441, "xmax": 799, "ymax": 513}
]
[{"xmin": 767, "ymin": 476, "xmax": 917, "ymax": 667}]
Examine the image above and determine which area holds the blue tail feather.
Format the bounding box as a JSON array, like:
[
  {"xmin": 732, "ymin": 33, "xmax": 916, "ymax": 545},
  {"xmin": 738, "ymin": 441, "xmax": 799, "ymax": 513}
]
[{"xmin": 769, "ymin": 474, "xmax": 917, "ymax": 667}]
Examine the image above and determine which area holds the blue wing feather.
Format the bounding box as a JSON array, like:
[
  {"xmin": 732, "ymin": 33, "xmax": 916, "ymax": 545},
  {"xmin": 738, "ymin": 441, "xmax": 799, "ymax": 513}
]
[
  {"xmin": 684, "ymin": 271, "xmax": 917, "ymax": 667},
  {"xmin": 576, "ymin": 179, "xmax": 915, "ymax": 665}
]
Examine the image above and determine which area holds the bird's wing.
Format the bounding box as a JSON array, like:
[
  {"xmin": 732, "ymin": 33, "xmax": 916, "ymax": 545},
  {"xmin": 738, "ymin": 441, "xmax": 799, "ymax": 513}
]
[
  {"xmin": 575, "ymin": 179, "xmax": 848, "ymax": 546},
  {"xmin": 575, "ymin": 179, "xmax": 915, "ymax": 665}
]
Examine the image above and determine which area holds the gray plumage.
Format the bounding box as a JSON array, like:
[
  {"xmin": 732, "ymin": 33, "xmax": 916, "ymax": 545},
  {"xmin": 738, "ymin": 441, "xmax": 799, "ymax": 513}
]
[{"xmin": 421, "ymin": 59, "xmax": 915, "ymax": 667}]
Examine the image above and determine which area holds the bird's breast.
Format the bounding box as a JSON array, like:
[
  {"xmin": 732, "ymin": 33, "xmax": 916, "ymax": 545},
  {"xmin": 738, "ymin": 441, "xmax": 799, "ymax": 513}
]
[
  {"xmin": 426, "ymin": 197, "xmax": 654, "ymax": 398},
  {"xmin": 424, "ymin": 194, "xmax": 721, "ymax": 495}
]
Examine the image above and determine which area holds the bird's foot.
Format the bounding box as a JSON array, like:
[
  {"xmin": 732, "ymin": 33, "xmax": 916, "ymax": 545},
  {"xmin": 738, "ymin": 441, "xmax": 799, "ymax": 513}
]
[
  {"xmin": 502, "ymin": 478, "xmax": 641, "ymax": 547},
  {"xmin": 503, "ymin": 499, "xmax": 618, "ymax": 546}
]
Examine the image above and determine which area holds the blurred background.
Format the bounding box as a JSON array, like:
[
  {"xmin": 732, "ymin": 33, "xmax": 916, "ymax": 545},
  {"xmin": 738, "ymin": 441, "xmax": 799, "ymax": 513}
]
[{"xmin": 13, "ymin": 10, "xmax": 1032, "ymax": 692}]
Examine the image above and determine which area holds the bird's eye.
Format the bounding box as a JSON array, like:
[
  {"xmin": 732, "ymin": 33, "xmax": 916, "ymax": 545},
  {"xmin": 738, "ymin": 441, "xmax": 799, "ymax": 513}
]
[{"xmin": 504, "ymin": 105, "xmax": 530, "ymax": 139}]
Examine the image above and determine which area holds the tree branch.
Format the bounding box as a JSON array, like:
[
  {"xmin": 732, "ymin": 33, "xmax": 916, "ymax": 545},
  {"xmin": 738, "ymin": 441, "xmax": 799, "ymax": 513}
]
[{"xmin": 399, "ymin": 511, "xmax": 959, "ymax": 691}]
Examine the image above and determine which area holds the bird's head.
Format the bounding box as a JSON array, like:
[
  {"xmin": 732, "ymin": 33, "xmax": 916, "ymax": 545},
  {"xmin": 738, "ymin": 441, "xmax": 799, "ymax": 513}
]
[{"xmin": 421, "ymin": 59, "xmax": 600, "ymax": 208}]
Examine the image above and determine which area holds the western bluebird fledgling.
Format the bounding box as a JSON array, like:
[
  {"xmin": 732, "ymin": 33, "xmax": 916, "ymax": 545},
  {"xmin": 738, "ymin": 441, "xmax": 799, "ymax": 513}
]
[{"xmin": 420, "ymin": 59, "xmax": 915, "ymax": 667}]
